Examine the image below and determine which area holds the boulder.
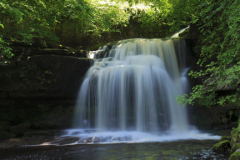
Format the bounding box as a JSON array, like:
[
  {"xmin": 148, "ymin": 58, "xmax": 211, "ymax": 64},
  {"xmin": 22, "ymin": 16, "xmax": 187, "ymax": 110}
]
[
  {"xmin": 229, "ymin": 148, "xmax": 240, "ymax": 160},
  {"xmin": 220, "ymin": 136, "xmax": 231, "ymax": 141},
  {"xmin": 212, "ymin": 140, "xmax": 231, "ymax": 153},
  {"xmin": 231, "ymin": 143, "xmax": 240, "ymax": 154},
  {"xmin": 0, "ymin": 121, "xmax": 10, "ymax": 131},
  {"xmin": 0, "ymin": 131, "xmax": 15, "ymax": 140},
  {"xmin": 231, "ymin": 129, "xmax": 238, "ymax": 146},
  {"xmin": 9, "ymin": 123, "xmax": 31, "ymax": 136}
]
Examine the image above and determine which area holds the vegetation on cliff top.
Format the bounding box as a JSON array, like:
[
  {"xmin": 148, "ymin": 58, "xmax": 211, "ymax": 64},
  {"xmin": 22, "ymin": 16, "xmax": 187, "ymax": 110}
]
[
  {"xmin": 1, "ymin": 0, "xmax": 240, "ymax": 108},
  {"xmin": 174, "ymin": 0, "xmax": 240, "ymax": 107}
]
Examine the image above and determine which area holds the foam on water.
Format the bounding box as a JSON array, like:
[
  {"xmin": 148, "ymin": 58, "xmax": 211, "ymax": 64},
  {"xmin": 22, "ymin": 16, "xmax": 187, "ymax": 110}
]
[{"xmin": 61, "ymin": 129, "xmax": 221, "ymax": 144}]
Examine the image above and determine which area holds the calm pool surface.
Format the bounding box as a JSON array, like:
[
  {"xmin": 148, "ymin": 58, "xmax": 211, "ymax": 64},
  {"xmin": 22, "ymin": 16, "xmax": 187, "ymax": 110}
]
[{"xmin": 0, "ymin": 140, "xmax": 229, "ymax": 160}]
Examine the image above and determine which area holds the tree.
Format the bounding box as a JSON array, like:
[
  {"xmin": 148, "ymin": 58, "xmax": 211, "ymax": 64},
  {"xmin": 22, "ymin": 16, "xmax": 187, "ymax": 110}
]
[
  {"xmin": 0, "ymin": 0, "xmax": 130, "ymax": 63},
  {"xmin": 174, "ymin": 0, "xmax": 240, "ymax": 107}
]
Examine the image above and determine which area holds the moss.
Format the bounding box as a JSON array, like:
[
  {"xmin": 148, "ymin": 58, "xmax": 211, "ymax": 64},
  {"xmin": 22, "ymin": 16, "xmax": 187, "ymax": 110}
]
[
  {"xmin": 231, "ymin": 128, "xmax": 239, "ymax": 135},
  {"xmin": 221, "ymin": 117, "xmax": 228, "ymax": 125},
  {"xmin": 212, "ymin": 140, "xmax": 231, "ymax": 153},
  {"xmin": 229, "ymin": 149, "xmax": 240, "ymax": 160},
  {"xmin": 161, "ymin": 150, "xmax": 178, "ymax": 155},
  {"xmin": 231, "ymin": 127, "xmax": 240, "ymax": 146},
  {"xmin": 220, "ymin": 136, "xmax": 231, "ymax": 142},
  {"xmin": 231, "ymin": 143, "xmax": 240, "ymax": 154}
]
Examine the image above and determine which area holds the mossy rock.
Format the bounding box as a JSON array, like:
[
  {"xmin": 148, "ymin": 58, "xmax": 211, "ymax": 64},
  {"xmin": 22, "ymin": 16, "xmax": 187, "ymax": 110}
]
[
  {"xmin": 212, "ymin": 140, "xmax": 231, "ymax": 153},
  {"xmin": 220, "ymin": 136, "xmax": 231, "ymax": 142},
  {"xmin": 231, "ymin": 128, "xmax": 239, "ymax": 137},
  {"xmin": 231, "ymin": 128, "xmax": 239, "ymax": 146},
  {"xmin": 229, "ymin": 149, "xmax": 240, "ymax": 160},
  {"xmin": 231, "ymin": 143, "xmax": 240, "ymax": 154}
]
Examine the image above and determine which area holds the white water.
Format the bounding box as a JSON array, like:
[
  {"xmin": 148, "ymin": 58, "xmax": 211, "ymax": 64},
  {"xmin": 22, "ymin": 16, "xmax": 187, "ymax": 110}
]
[
  {"xmin": 62, "ymin": 129, "xmax": 220, "ymax": 144},
  {"xmin": 70, "ymin": 38, "xmax": 220, "ymax": 143},
  {"xmin": 171, "ymin": 25, "xmax": 190, "ymax": 38}
]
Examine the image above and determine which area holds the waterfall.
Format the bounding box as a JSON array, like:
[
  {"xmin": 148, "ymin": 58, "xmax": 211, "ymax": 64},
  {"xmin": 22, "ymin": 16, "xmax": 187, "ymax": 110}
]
[{"xmin": 74, "ymin": 38, "xmax": 190, "ymax": 135}]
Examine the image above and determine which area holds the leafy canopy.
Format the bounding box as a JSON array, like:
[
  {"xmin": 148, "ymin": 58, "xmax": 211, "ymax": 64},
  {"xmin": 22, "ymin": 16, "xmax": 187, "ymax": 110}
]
[
  {"xmin": 0, "ymin": 0, "xmax": 130, "ymax": 63},
  {"xmin": 1, "ymin": 0, "xmax": 240, "ymax": 108},
  {"xmin": 173, "ymin": 0, "xmax": 240, "ymax": 107}
]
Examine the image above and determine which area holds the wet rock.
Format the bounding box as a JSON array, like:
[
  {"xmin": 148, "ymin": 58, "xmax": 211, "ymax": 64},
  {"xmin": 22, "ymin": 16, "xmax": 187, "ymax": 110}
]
[
  {"xmin": 87, "ymin": 137, "xmax": 93, "ymax": 142},
  {"xmin": 212, "ymin": 140, "xmax": 231, "ymax": 153},
  {"xmin": 99, "ymin": 136, "xmax": 113, "ymax": 143},
  {"xmin": 0, "ymin": 131, "xmax": 15, "ymax": 140},
  {"xmin": 82, "ymin": 136, "xmax": 101, "ymax": 143},
  {"xmin": 10, "ymin": 123, "xmax": 31, "ymax": 136},
  {"xmin": 0, "ymin": 121, "xmax": 10, "ymax": 131},
  {"xmin": 55, "ymin": 137, "xmax": 79, "ymax": 145},
  {"xmin": 92, "ymin": 137, "xmax": 100, "ymax": 142},
  {"xmin": 112, "ymin": 136, "xmax": 132, "ymax": 142}
]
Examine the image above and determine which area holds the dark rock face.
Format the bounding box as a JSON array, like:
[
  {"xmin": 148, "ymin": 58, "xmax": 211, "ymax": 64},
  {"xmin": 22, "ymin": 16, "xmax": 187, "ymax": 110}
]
[
  {"xmin": 0, "ymin": 54, "xmax": 93, "ymax": 136},
  {"xmin": 190, "ymin": 104, "xmax": 239, "ymax": 130},
  {"xmin": 23, "ymin": 130, "xmax": 63, "ymax": 137},
  {"xmin": 0, "ymin": 131, "xmax": 15, "ymax": 140},
  {"xmin": 0, "ymin": 121, "xmax": 10, "ymax": 131},
  {"xmin": 0, "ymin": 55, "xmax": 93, "ymax": 99},
  {"xmin": 10, "ymin": 123, "xmax": 31, "ymax": 136},
  {"xmin": 32, "ymin": 111, "xmax": 73, "ymax": 130}
]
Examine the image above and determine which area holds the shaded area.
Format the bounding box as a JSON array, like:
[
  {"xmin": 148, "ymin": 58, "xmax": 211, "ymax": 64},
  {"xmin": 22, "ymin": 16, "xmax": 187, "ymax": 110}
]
[{"xmin": 0, "ymin": 140, "xmax": 229, "ymax": 160}]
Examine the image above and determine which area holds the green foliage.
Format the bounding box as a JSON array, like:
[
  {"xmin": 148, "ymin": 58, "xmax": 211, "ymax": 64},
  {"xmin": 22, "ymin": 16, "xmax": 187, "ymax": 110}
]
[
  {"xmin": 220, "ymin": 136, "xmax": 231, "ymax": 142},
  {"xmin": 1, "ymin": 0, "xmax": 239, "ymax": 109},
  {"xmin": 229, "ymin": 150, "xmax": 240, "ymax": 160},
  {"xmin": 212, "ymin": 140, "xmax": 231, "ymax": 153},
  {"xmin": 174, "ymin": 0, "xmax": 240, "ymax": 107},
  {"xmin": 87, "ymin": 0, "xmax": 129, "ymax": 35},
  {"xmin": 0, "ymin": 0, "xmax": 131, "ymax": 60},
  {"xmin": 137, "ymin": 3, "xmax": 171, "ymax": 37},
  {"xmin": 0, "ymin": 20, "xmax": 13, "ymax": 64},
  {"xmin": 44, "ymin": 70, "xmax": 53, "ymax": 75},
  {"xmin": 0, "ymin": 37, "xmax": 13, "ymax": 65}
]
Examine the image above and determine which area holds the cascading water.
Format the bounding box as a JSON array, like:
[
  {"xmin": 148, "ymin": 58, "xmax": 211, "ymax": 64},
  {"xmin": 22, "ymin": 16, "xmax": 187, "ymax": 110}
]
[{"xmin": 64, "ymin": 38, "xmax": 220, "ymax": 143}]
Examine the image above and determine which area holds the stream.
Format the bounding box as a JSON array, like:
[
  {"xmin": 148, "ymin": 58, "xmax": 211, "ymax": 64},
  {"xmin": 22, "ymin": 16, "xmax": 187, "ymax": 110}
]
[{"xmin": 0, "ymin": 139, "xmax": 229, "ymax": 160}]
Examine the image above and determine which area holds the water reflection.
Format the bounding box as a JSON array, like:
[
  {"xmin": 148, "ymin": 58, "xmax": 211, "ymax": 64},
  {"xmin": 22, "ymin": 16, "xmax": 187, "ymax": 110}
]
[{"xmin": 0, "ymin": 140, "xmax": 229, "ymax": 160}]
